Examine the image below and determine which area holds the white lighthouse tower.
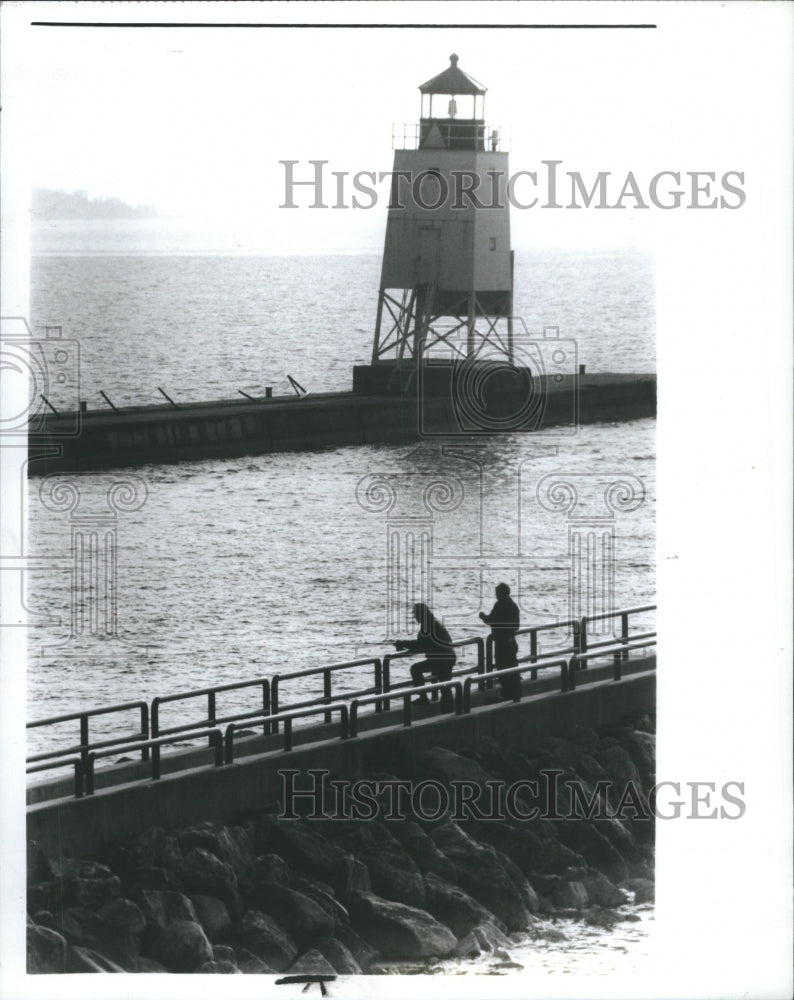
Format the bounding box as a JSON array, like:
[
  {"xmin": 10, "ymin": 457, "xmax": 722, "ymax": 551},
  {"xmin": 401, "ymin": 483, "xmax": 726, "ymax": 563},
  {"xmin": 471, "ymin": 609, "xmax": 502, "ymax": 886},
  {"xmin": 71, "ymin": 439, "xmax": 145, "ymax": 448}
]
[{"xmin": 367, "ymin": 54, "xmax": 513, "ymax": 388}]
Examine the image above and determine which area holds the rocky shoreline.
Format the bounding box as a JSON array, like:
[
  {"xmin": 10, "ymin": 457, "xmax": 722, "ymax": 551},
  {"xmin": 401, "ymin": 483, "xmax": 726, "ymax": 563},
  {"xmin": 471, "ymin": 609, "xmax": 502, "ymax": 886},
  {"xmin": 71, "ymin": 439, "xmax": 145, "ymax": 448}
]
[{"xmin": 27, "ymin": 712, "xmax": 655, "ymax": 974}]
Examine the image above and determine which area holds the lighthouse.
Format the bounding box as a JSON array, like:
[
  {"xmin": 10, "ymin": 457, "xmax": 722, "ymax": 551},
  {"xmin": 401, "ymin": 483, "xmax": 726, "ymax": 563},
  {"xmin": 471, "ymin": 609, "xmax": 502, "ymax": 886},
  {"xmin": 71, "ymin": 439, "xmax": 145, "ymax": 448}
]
[{"xmin": 362, "ymin": 54, "xmax": 514, "ymax": 395}]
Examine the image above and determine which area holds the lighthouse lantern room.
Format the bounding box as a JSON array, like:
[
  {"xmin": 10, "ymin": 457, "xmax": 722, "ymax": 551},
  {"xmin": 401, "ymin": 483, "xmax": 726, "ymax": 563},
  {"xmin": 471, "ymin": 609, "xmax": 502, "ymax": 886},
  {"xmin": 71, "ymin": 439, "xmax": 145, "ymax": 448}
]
[{"xmin": 368, "ymin": 54, "xmax": 514, "ymax": 383}]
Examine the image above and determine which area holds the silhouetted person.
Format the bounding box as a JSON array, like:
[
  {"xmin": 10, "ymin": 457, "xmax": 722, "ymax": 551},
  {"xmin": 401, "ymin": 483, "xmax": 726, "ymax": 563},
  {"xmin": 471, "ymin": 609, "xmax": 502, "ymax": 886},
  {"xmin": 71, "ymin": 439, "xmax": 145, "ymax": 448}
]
[
  {"xmin": 479, "ymin": 582, "xmax": 521, "ymax": 699},
  {"xmin": 395, "ymin": 603, "xmax": 457, "ymax": 709}
]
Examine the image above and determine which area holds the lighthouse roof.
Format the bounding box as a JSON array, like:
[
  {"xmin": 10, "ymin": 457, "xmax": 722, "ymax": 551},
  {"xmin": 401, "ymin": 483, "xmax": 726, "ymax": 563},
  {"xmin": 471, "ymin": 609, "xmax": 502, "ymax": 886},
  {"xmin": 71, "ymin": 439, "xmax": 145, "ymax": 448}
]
[{"xmin": 419, "ymin": 54, "xmax": 486, "ymax": 96}]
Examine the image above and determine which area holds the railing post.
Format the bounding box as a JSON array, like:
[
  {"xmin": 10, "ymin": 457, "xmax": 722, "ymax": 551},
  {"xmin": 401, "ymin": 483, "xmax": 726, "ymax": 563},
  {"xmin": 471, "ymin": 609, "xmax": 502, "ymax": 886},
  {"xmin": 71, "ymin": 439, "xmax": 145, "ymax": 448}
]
[
  {"xmin": 271, "ymin": 679, "xmax": 280, "ymax": 734},
  {"xmin": 350, "ymin": 701, "xmax": 359, "ymax": 739},
  {"xmin": 403, "ymin": 693, "xmax": 412, "ymax": 728},
  {"xmin": 621, "ymin": 612, "xmax": 630, "ymax": 660},
  {"xmin": 152, "ymin": 743, "xmax": 161, "ymax": 781},
  {"xmin": 224, "ymin": 726, "xmax": 235, "ymax": 765},
  {"xmin": 569, "ymin": 657, "xmax": 578, "ymax": 691},
  {"xmin": 340, "ymin": 706, "xmax": 349, "ymax": 740},
  {"xmin": 262, "ymin": 680, "xmax": 271, "ymax": 736},
  {"xmin": 140, "ymin": 704, "xmax": 150, "ymax": 762},
  {"xmin": 80, "ymin": 715, "xmax": 89, "ymax": 772},
  {"xmin": 212, "ymin": 732, "xmax": 223, "ymax": 767},
  {"xmin": 383, "ymin": 657, "xmax": 392, "ymax": 712},
  {"xmin": 613, "ymin": 651, "xmax": 623, "ymax": 681},
  {"xmin": 323, "ymin": 670, "xmax": 332, "ymax": 725},
  {"xmin": 374, "ymin": 659, "xmax": 383, "ymax": 712},
  {"xmin": 151, "ymin": 698, "xmax": 160, "ymax": 739},
  {"xmin": 283, "ymin": 718, "xmax": 293, "ymax": 753},
  {"xmin": 85, "ymin": 753, "xmax": 95, "ymax": 796},
  {"xmin": 74, "ymin": 760, "xmax": 83, "ymax": 799}
]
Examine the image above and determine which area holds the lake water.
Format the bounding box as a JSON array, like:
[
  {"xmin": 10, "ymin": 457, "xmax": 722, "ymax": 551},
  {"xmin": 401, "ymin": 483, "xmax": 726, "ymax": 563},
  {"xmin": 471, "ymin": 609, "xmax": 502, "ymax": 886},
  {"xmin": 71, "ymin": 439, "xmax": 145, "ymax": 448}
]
[{"xmin": 25, "ymin": 218, "xmax": 656, "ymax": 979}]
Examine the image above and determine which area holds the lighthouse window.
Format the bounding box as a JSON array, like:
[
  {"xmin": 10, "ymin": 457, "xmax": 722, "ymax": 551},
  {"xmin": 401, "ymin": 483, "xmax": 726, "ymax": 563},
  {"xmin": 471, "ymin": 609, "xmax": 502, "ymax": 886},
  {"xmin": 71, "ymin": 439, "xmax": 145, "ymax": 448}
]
[{"xmin": 489, "ymin": 237, "xmax": 497, "ymax": 251}]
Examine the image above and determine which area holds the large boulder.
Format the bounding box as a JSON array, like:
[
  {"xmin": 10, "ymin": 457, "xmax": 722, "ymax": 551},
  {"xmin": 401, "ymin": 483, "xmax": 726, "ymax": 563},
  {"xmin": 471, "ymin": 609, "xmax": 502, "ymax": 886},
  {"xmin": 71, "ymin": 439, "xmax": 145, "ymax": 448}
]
[
  {"xmin": 348, "ymin": 893, "xmax": 457, "ymax": 960},
  {"xmin": 624, "ymin": 877, "xmax": 655, "ymax": 903},
  {"xmin": 241, "ymin": 883, "xmax": 334, "ymax": 947},
  {"xmin": 619, "ymin": 731, "xmax": 656, "ymax": 787},
  {"xmin": 27, "ymin": 841, "xmax": 55, "ymax": 884},
  {"xmin": 190, "ymin": 895, "xmax": 232, "ymax": 941},
  {"xmin": 580, "ymin": 871, "xmax": 627, "ymax": 908},
  {"xmin": 27, "ymin": 921, "xmax": 67, "ymax": 973},
  {"xmin": 196, "ymin": 959, "xmax": 242, "ymax": 973},
  {"xmin": 95, "ymin": 897, "xmax": 147, "ymax": 967},
  {"xmin": 233, "ymin": 944, "xmax": 278, "ymax": 973},
  {"xmin": 133, "ymin": 888, "xmax": 198, "ymax": 944},
  {"xmin": 422, "ymin": 874, "xmax": 499, "ymax": 937},
  {"xmin": 355, "ymin": 844, "xmax": 424, "ymax": 908},
  {"xmin": 66, "ymin": 946, "xmax": 126, "ymax": 973},
  {"xmin": 114, "ymin": 826, "xmax": 182, "ymax": 873},
  {"xmin": 291, "ymin": 879, "xmax": 350, "ymax": 928},
  {"xmin": 241, "ymin": 854, "xmax": 291, "ymax": 894},
  {"xmin": 27, "ymin": 880, "xmax": 63, "ymax": 915},
  {"xmin": 149, "ymin": 919, "xmax": 213, "ymax": 972},
  {"xmin": 176, "ymin": 822, "xmax": 254, "ymax": 877},
  {"xmin": 235, "ymin": 910, "xmax": 298, "ymax": 971},
  {"xmin": 288, "ymin": 948, "xmax": 338, "ymax": 976},
  {"xmin": 333, "ymin": 923, "xmax": 381, "ymax": 973},
  {"xmin": 429, "ymin": 821, "xmax": 534, "ymax": 930},
  {"xmin": 249, "ymin": 816, "xmax": 370, "ymax": 900},
  {"xmin": 316, "ymin": 936, "xmax": 363, "ymax": 974},
  {"xmin": 69, "ymin": 875, "xmax": 122, "ymax": 910},
  {"xmin": 390, "ymin": 822, "xmax": 459, "ymax": 882},
  {"xmin": 178, "ymin": 848, "xmax": 239, "ymax": 912},
  {"xmin": 465, "ymin": 820, "xmax": 581, "ymax": 877}
]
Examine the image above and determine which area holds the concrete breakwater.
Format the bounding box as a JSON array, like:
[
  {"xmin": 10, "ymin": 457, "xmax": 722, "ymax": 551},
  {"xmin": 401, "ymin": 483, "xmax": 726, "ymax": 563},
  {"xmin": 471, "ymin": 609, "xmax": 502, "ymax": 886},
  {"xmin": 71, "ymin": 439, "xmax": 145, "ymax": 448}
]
[
  {"xmin": 27, "ymin": 711, "xmax": 655, "ymax": 975},
  {"xmin": 28, "ymin": 372, "xmax": 655, "ymax": 473}
]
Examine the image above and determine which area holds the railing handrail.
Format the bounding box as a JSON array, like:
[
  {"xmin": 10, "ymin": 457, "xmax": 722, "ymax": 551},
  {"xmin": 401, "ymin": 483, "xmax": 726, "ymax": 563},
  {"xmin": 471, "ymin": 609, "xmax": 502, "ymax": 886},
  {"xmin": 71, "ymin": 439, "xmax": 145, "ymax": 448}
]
[
  {"xmin": 151, "ymin": 676, "xmax": 270, "ymax": 741},
  {"xmin": 350, "ymin": 679, "xmax": 464, "ymax": 737},
  {"xmin": 27, "ymin": 698, "xmax": 149, "ymax": 730},
  {"xmin": 582, "ymin": 604, "xmax": 656, "ymax": 626},
  {"xmin": 151, "ymin": 675, "xmax": 272, "ymax": 707},
  {"xmin": 273, "ymin": 656, "xmax": 381, "ymax": 684},
  {"xmin": 84, "ymin": 729, "xmax": 224, "ymax": 795},
  {"xmin": 224, "ymin": 703, "xmax": 350, "ymax": 757},
  {"xmin": 572, "ymin": 638, "xmax": 657, "ymax": 665},
  {"xmin": 27, "ymin": 606, "xmax": 655, "ymax": 792},
  {"xmin": 463, "ymin": 659, "xmax": 570, "ymax": 710}
]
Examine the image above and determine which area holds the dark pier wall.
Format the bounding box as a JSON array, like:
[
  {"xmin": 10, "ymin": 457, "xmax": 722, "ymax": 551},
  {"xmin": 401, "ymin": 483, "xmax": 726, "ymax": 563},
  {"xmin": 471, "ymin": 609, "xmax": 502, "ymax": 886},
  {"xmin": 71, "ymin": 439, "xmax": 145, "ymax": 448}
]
[
  {"xmin": 27, "ymin": 671, "xmax": 655, "ymax": 862},
  {"xmin": 28, "ymin": 373, "xmax": 655, "ymax": 474}
]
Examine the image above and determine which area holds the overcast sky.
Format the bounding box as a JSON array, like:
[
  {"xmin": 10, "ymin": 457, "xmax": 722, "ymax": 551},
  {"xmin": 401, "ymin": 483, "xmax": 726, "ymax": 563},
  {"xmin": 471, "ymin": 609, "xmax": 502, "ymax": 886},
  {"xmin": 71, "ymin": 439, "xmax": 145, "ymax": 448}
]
[{"xmin": 6, "ymin": 1, "xmax": 774, "ymax": 250}]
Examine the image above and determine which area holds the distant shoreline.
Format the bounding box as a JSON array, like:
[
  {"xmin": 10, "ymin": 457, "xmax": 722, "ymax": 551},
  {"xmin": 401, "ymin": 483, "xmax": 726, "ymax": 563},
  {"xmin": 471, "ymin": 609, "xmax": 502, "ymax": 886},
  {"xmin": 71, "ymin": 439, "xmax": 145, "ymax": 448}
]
[{"xmin": 32, "ymin": 188, "xmax": 158, "ymax": 221}]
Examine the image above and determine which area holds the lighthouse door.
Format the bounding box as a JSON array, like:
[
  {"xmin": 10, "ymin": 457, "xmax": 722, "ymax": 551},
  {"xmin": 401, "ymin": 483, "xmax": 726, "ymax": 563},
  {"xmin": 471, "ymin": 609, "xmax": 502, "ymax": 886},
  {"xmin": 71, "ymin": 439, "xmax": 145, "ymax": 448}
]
[{"xmin": 417, "ymin": 224, "xmax": 441, "ymax": 282}]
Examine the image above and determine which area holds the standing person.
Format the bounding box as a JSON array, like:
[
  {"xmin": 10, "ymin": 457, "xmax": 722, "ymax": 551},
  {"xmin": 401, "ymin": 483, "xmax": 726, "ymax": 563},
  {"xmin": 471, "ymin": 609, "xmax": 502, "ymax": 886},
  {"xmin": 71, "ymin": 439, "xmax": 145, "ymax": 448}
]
[
  {"xmin": 395, "ymin": 603, "xmax": 457, "ymax": 708},
  {"xmin": 479, "ymin": 582, "xmax": 521, "ymax": 699}
]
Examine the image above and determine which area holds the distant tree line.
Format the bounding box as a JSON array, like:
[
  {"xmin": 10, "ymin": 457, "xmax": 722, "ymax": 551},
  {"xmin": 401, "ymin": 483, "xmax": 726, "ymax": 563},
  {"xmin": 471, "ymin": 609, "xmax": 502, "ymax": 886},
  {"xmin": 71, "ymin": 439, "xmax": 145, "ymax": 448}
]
[{"xmin": 32, "ymin": 188, "xmax": 158, "ymax": 220}]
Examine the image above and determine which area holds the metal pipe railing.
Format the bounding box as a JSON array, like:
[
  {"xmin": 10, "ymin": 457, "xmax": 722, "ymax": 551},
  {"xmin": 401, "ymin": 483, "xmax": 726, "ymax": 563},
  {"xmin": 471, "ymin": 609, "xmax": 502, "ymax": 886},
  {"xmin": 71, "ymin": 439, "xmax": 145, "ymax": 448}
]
[
  {"xmin": 382, "ymin": 636, "xmax": 484, "ymax": 710},
  {"xmin": 270, "ymin": 658, "xmax": 382, "ymax": 728},
  {"xmin": 350, "ymin": 679, "xmax": 464, "ymax": 738},
  {"xmin": 151, "ymin": 677, "xmax": 271, "ymax": 741},
  {"xmin": 224, "ymin": 703, "xmax": 350, "ymax": 759},
  {"xmin": 463, "ymin": 659, "xmax": 570, "ymax": 711},
  {"xmin": 568, "ymin": 639, "xmax": 657, "ymax": 688},
  {"xmin": 485, "ymin": 619, "xmax": 580, "ymax": 675},
  {"xmin": 578, "ymin": 604, "xmax": 656, "ymax": 655},
  {"xmin": 26, "ymin": 700, "xmax": 150, "ymax": 771},
  {"xmin": 83, "ymin": 729, "xmax": 224, "ymax": 795}
]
